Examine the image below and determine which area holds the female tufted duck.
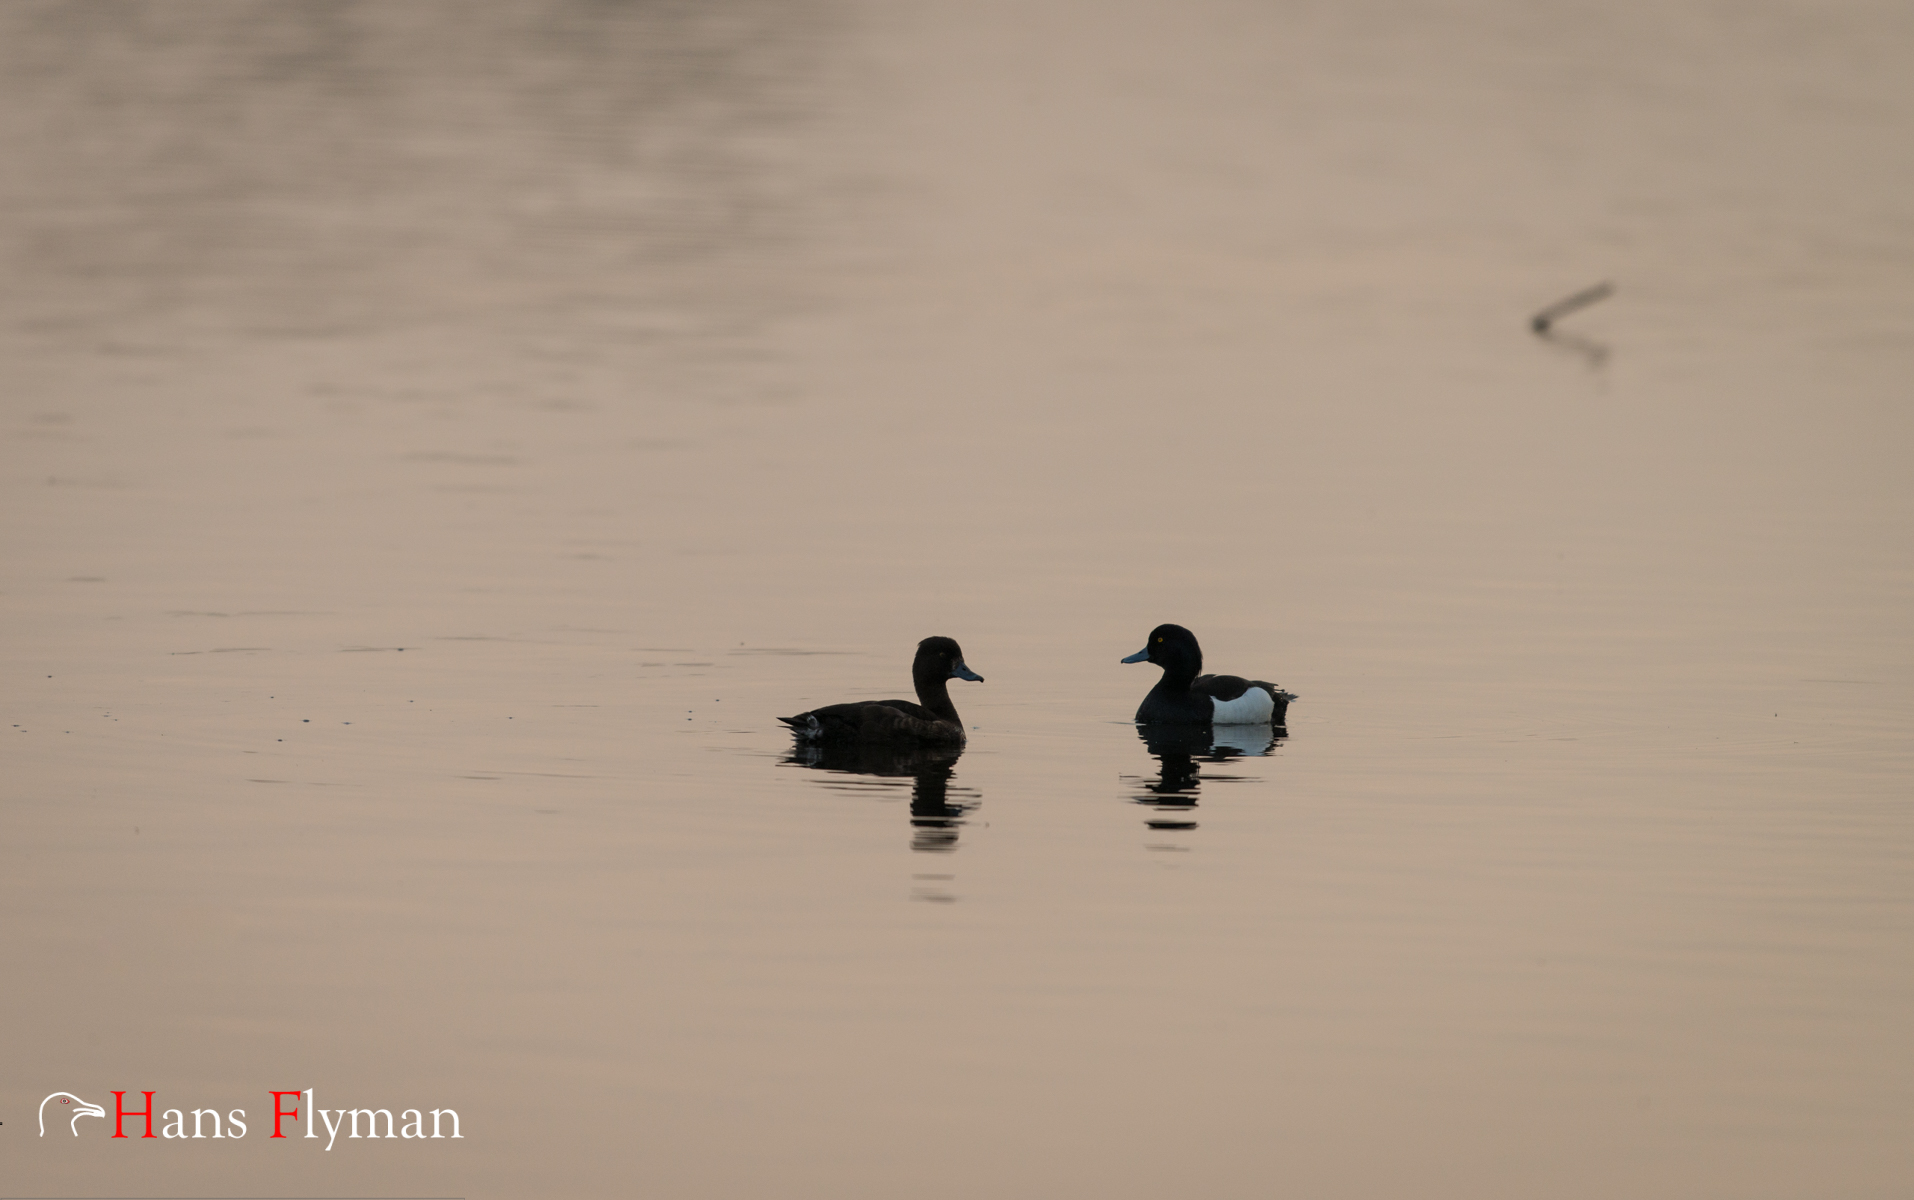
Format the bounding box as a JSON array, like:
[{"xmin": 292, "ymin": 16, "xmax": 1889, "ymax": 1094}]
[
  {"xmin": 779, "ymin": 636, "xmax": 983, "ymax": 743},
  {"xmin": 1121, "ymin": 624, "xmax": 1295, "ymax": 726}
]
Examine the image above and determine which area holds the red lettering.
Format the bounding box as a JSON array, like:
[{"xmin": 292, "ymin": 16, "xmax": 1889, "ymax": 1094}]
[
  {"xmin": 112, "ymin": 1091, "xmax": 156, "ymax": 1138},
  {"xmin": 270, "ymin": 1091, "xmax": 302, "ymax": 1138}
]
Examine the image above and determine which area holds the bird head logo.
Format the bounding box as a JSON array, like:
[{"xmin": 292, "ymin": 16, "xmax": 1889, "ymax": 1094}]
[{"xmin": 39, "ymin": 1092, "xmax": 107, "ymax": 1136}]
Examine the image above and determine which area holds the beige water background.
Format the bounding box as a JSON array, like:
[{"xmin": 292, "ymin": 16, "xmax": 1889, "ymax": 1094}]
[{"xmin": 5, "ymin": 1, "xmax": 1912, "ymax": 1197}]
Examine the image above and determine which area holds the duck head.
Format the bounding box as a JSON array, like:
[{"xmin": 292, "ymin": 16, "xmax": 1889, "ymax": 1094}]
[
  {"xmin": 1121, "ymin": 623, "xmax": 1203, "ymax": 681},
  {"xmin": 914, "ymin": 636, "xmax": 984, "ymax": 684}
]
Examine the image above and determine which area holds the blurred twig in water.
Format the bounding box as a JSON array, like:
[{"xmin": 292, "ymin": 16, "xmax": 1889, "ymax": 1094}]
[
  {"xmin": 1530, "ymin": 280, "xmax": 1615, "ymax": 371},
  {"xmin": 1530, "ymin": 281, "xmax": 1614, "ymax": 332}
]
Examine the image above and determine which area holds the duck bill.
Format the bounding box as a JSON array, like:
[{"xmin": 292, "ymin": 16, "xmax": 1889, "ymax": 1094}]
[
  {"xmin": 950, "ymin": 662, "xmax": 984, "ymax": 682},
  {"xmin": 1120, "ymin": 648, "xmax": 1151, "ymax": 664}
]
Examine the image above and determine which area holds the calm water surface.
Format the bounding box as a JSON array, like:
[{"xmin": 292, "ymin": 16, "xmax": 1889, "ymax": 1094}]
[{"xmin": 5, "ymin": 2, "xmax": 1912, "ymax": 1197}]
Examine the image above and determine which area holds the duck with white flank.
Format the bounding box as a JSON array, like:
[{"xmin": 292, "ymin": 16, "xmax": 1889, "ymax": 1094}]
[
  {"xmin": 779, "ymin": 636, "xmax": 983, "ymax": 743},
  {"xmin": 1121, "ymin": 624, "xmax": 1296, "ymax": 726}
]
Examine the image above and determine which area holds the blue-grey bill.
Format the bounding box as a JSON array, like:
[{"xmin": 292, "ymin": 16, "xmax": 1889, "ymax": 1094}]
[
  {"xmin": 1120, "ymin": 648, "xmax": 1150, "ymax": 663},
  {"xmin": 951, "ymin": 662, "xmax": 985, "ymax": 682}
]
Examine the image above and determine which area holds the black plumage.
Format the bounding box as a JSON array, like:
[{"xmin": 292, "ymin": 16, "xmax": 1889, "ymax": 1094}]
[{"xmin": 779, "ymin": 636, "xmax": 983, "ymax": 744}]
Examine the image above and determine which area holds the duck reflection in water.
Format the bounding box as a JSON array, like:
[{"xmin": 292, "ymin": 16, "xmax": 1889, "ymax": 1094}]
[
  {"xmin": 782, "ymin": 742, "xmax": 979, "ymax": 853},
  {"xmin": 1128, "ymin": 723, "xmax": 1281, "ymax": 829}
]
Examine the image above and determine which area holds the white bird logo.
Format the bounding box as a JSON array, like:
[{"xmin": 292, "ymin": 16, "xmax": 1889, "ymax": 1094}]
[{"xmin": 39, "ymin": 1091, "xmax": 107, "ymax": 1136}]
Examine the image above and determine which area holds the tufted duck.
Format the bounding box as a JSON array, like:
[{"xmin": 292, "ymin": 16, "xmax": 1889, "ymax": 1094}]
[
  {"xmin": 779, "ymin": 636, "xmax": 983, "ymax": 743},
  {"xmin": 1121, "ymin": 624, "xmax": 1295, "ymax": 726}
]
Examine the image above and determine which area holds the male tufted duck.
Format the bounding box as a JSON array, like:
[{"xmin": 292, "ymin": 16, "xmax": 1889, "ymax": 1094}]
[
  {"xmin": 1121, "ymin": 624, "xmax": 1295, "ymax": 726},
  {"xmin": 779, "ymin": 636, "xmax": 983, "ymax": 743}
]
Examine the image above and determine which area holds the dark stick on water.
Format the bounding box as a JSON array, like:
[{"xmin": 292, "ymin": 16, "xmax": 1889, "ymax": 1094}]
[{"xmin": 1530, "ymin": 281, "xmax": 1614, "ymax": 332}]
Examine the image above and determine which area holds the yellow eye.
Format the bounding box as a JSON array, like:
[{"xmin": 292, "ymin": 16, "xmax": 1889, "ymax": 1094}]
[{"xmin": 1155, "ymin": 637, "xmax": 1162, "ymax": 644}]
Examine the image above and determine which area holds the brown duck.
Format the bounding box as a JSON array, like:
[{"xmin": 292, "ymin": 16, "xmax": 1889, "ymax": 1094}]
[{"xmin": 779, "ymin": 636, "xmax": 983, "ymax": 743}]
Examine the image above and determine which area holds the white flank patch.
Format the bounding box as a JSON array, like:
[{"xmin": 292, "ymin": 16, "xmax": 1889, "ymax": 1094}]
[{"xmin": 1210, "ymin": 688, "xmax": 1274, "ymax": 725}]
